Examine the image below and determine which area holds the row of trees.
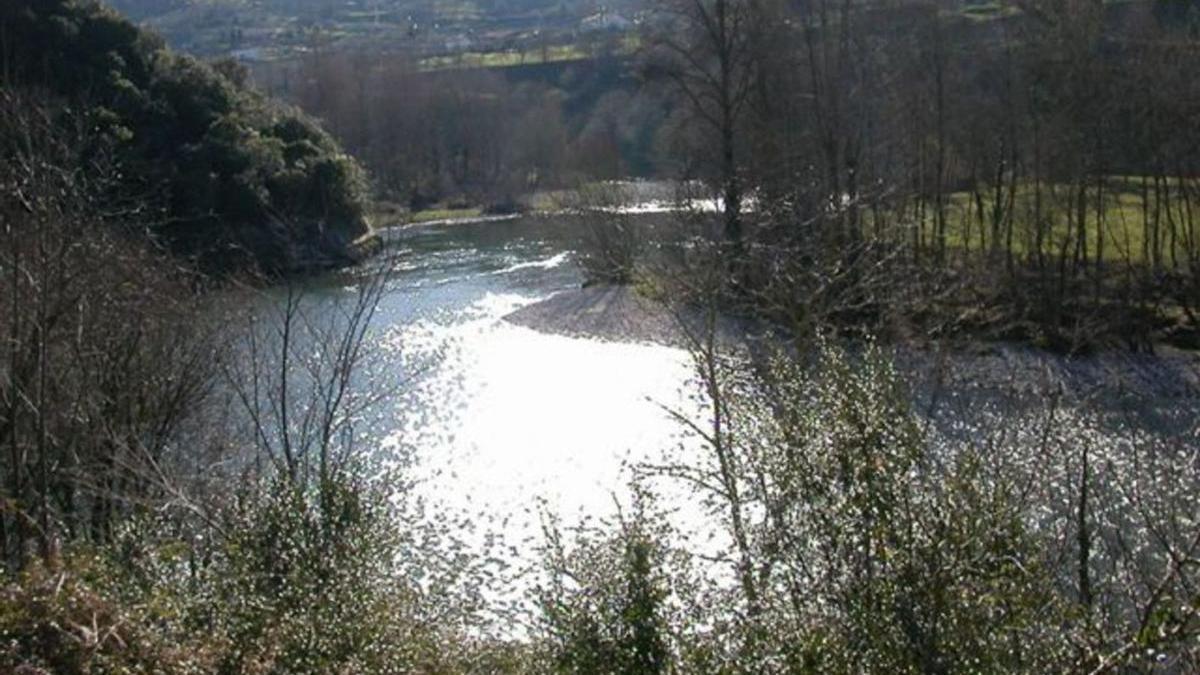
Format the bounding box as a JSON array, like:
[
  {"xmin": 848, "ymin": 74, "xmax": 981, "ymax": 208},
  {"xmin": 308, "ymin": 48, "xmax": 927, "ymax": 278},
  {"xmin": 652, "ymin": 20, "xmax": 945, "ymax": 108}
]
[
  {"xmin": 645, "ymin": 0, "xmax": 1200, "ymax": 350},
  {"xmin": 255, "ymin": 48, "xmax": 671, "ymax": 210},
  {"xmin": 0, "ymin": 90, "xmax": 211, "ymax": 566},
  {"xmin": 266, "ymin": 0, "xmax": 1198, "ymax": 347}
]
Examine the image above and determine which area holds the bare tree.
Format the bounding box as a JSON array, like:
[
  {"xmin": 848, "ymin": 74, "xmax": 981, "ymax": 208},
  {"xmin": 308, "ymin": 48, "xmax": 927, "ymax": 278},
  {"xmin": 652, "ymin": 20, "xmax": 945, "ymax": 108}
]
[
  {"xmin": 0, "ymin": 90, "xmax": 215, "ymax": 567},
  {"xmin": 645, "ymin": 0, "xmax": 760, "ymax": 253},
  {"xmin": 219, "ymin": 258, "xmax": 394, "ymax": 495}
]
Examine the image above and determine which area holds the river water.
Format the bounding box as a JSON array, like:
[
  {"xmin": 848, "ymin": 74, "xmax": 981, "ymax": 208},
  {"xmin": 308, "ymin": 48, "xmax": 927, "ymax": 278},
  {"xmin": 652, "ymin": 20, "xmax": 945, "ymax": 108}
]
[{"xmin": 319, "ymin": 216, "xmax": 702, "ymax": 585}]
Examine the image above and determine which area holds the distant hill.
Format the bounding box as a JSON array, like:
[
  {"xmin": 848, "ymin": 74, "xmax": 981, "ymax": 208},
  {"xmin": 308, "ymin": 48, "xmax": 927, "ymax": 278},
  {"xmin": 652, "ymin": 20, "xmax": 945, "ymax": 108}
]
[
  {"xmin": 0, "ymin": 0, "xmax": 372, "ymax": 274},
  {"xmin": 108, "ymin": 0, "xmax": 632, "ymax": 21},
  {"xmin": 99, "ymin": 0, "xmax": 646, "ymax": 60}
]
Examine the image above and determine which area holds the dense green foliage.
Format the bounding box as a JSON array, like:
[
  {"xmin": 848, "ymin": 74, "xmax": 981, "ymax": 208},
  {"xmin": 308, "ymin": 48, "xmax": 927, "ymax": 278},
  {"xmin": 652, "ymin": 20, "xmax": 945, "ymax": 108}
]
[
  {"xmin": 0, "ymin": 0, "xmax": 371, "ymax": 273},
  {"xmin": 0, "ymin": 469, "xmax": 477, "ymax": 674}
]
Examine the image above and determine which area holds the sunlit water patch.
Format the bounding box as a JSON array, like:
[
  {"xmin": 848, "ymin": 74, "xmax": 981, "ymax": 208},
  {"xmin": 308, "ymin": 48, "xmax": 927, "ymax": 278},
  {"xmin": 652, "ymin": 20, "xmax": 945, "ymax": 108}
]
[
  {"xmin": 384, "ymin": 290, "xmax": 695, "ymax": 532},
  {"xmin": 319, "ymin": 217, "xmax": 712, "ymax": 623}
]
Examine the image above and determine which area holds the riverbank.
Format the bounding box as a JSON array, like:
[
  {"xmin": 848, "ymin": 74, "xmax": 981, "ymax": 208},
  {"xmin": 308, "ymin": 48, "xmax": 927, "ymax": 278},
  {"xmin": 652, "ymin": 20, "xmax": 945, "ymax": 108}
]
[
  {"xmin": 505, "ymin": 285, "xmax": 680, "ymax": 346},
  {"xmin": 370, "ymin": 181, "xmax": 707, "ymax": 231},
  {"xmin": 506, "ymin": 284, "xmax": 1200, "ymax": 405}
]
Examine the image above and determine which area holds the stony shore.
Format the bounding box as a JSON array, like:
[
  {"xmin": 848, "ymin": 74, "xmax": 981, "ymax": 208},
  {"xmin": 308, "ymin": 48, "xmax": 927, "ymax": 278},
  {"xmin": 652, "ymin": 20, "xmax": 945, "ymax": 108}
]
[{"xmin": 505, "ymin": 285, "xmax": 1200, "ymax": 409}]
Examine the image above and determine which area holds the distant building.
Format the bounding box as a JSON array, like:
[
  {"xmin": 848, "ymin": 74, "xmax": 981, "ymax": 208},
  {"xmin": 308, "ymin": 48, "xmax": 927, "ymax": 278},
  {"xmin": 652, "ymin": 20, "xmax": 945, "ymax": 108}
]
[
  {"xmin": 231, "ymin": 47, "xmax": 263, "ymax": 62},
  {"xmin": 445, "ymin": 34, "xmax": 474, "ymax": 51},
  {"xmin": 581, "ymin": 11, "xmax": 632, "ymax": 33}
]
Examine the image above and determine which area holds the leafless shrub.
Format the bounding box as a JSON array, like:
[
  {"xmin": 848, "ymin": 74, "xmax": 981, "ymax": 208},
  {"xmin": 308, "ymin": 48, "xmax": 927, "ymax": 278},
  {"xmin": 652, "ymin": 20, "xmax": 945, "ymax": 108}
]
[
  {"xmin": 556, "ymin": 183, "xmax": 645, "ymax": 286},
  {"xmin": 0, "ymin": 90, "xmax": 216, "ymax": 567}
]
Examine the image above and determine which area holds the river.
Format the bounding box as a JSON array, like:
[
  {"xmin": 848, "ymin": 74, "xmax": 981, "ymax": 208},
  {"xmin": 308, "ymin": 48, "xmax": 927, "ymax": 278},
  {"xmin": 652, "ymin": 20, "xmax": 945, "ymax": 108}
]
[{"xmin": 301, "ymin": 215, "xmax": 706, "ymax": 608}]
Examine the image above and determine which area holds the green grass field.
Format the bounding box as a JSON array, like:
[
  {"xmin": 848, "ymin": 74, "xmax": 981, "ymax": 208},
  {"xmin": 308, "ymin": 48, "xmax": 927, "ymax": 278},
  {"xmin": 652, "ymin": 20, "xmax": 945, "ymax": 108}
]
[
  {"xmin": 405, "ymin": 207, "xmax": 484, "ymax": 224},
  {"xmin": 956, "ymin": 0, "xmax": 1141, "ymax": 23},
  {"xmin": 369, "ymin": 202, "xmax": 486, "ymax": 227},
  {"xmin": 430, "ymin": 0, "xmax": 483, "ymax": 22},
  {"xmin": 910, "ymin": 178, "xmax": 1199, "ymax": 266},
  {"xmin": 419, "ymin": 35, "xmax": 639, "ymax": 71},
  {"xmin": 957, "ymin": 2, "xmax": 1022, "ymax": 22}
]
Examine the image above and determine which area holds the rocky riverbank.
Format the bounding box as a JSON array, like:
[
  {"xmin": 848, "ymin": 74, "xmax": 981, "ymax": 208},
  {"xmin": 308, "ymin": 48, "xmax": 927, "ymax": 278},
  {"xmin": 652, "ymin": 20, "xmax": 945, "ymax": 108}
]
[{"xmin": 506, "ymin": 285, "xmax": 1200, "ymax": 412}]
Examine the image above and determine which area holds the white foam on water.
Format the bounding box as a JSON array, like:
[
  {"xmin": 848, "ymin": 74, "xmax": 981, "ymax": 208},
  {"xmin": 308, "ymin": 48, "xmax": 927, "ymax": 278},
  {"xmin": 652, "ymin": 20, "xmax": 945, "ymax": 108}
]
[{"xmin": 490, "ymin": 251, "xmax": 572, "ymax": 276}]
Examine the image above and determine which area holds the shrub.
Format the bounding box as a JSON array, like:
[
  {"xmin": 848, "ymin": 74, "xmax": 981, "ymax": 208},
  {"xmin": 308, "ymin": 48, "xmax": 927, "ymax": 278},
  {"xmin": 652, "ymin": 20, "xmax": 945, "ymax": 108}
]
[
  {"xmin": 559, "ymin": 184, "xmax": 644, "ymax": 286},
  {"xmin": 0, "ymin": 466, "xmax": 470, "ymax": 675},
  {"xmin": 0, "ymin": 555, "xmax": 222, "ymax": 674},
  {"xmin": 535, "ymin": 491, "xmax": 675, "ymax": 675}
]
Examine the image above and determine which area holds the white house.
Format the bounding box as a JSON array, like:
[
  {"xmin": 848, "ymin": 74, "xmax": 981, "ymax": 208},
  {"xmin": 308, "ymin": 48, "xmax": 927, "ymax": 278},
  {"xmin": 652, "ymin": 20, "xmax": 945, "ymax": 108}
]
[{"xmin": 581, "ymin": 11, "xmax": 632, "ymax": 33}]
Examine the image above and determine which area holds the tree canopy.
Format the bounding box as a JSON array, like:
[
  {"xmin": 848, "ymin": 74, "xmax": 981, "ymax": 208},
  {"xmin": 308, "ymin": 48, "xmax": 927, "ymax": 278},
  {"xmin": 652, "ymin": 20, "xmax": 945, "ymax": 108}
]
[{"xmin": 0, "ymin": 0, "xmax": 371, "ymax": 273}]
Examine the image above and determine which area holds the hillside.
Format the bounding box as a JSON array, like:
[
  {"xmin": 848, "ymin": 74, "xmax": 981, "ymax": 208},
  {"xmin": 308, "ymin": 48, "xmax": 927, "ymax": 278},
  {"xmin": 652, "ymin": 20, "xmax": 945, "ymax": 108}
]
[
  {"xmin": 0, "ymin": 0, "xmax": 372, "ymax": 274},
  {"xmin": 103, "ymin": 0, "xmax": 647, "ymax": 63}
]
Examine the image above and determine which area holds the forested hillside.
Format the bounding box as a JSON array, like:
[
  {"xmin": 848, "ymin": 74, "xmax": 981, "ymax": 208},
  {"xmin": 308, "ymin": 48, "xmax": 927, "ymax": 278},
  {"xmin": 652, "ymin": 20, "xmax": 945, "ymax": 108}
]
[
  {"xmin": 0, "ymin": 0, "xmax": 372, "ymax": 273},
  {"xmin": 260, "ymin": 52, "xmax": 667, "ymax": 210},
  {"xmin": 103, "ymin": 0, "xmax": 645, "ymax": 61}
]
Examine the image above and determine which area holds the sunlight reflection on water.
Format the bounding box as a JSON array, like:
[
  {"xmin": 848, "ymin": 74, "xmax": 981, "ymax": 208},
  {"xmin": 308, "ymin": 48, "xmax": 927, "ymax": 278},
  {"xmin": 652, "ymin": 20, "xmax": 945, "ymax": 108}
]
[
  {"xmin": 316, "ymin": 219, "xmax": 719, "ymax": 625},
  {"xmin": 384, "ymin": 290, "xmax": 697, "ymax": 544}
]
